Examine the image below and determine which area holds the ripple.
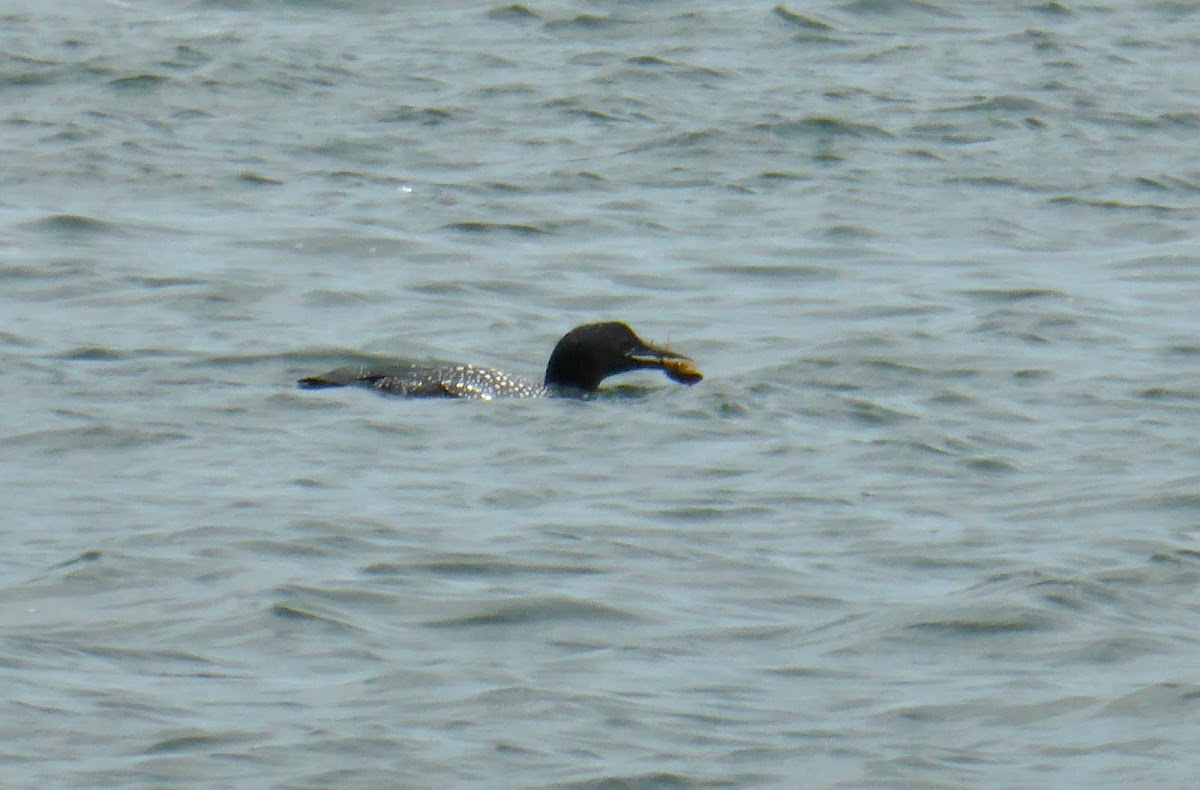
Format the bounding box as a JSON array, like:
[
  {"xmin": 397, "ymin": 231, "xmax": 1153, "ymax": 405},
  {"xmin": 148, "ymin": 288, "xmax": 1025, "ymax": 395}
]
[
  {"xmin": 0, "ymin": 426, "xmax": 189, "ymax": 453},
  {"xmin": 840, "ymin": 0, "xmax": 955, "ymax": 17},
  {"xmin": 904, "ymin": 608, "xmax": 1058, "ymax": 637},
  {"xmin": 697, "ymin": 262, "xmax": 838, "ymax": 281},
  {"xmin": 22, "ymin": 213, "xmax": 123, "ymax": 236},
  {"xmin": 270, "ymin": 603, "xmax": 358, "ymax": 631},
  {"xmin": 441, "ymin": 221, "xmax": 550, "ymax": 235},
  {"xmin": 964, "ymin": 456, "xmax": 1020, "ymax": 474},
  {"xmin": 1048, "ymin": 196, "xmax": 1187, "ymax": 214},
  {"xmin": 543, "ymin": 14, "xmax": 631, "ymax": 33},
  {"xmin": 427, "ymin": 596, "xmax": 640, "ymax": 628},
  {"xmin": 486, "ymin": 4, "xmax": 542, "ymax": 23},
  {"xmin": 960, "ymin": 287, "xmax": 1069, "ymax": 303},
  {"xmin": 844, "ymin": 397, "xmax": 918, "ymax": 425},
  {"xmin": 753, "ymin": 116, "xmax": 893, "ymax": 140},
  {"xmin": 939, "ymin": 95, "xmax": 1046, "ymax": 114},
  {"xmin": 1101, "ymin": 682, "xmax": 1200, "ymax": 719},
  {"xmin": 50, "ymin": 550, "xmax": 104, "ymax": 569},
  {"xmin": 144, "ymin": 731, "xmax": 252, "ymax": 755},
  {"xmin": 54, "ymin": 346, "xmax": 130, "ymax": 361},
  {"xmin": 107, "ymin": 73, "xmax": 170, "ymax": 90},
  {"xmin": 554, "ymin": 772, "xmax": 750, "ymax": 789},
  {"xmin": 237, "ymin": 170, "xmax": 283, "ymax": 185},
  {"xmin": 365, "ymin": 556, "xmax": 603, "ymax": 578},
  {"xmin": 772, "ymin": 6, "xmax": 836, "ymax": 30},
  {"xmin": 379, "ymin": 105, "xmax": 459, "ymax": 125},
  {"xmin": 1137, "ymin": 386, "xmax": 1200, "ymax": 402}
]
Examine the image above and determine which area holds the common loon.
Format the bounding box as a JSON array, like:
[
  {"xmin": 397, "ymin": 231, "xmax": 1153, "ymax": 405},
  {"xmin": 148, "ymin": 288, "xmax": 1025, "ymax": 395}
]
[{"xmin": 298, "ymin": 321, "xmax": 702, "ymax": 400}]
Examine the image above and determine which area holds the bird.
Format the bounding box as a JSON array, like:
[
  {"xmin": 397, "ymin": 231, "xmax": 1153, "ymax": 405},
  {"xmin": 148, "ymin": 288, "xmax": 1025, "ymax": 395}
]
[{"xmin": 297, "ymin": 321, "xmax": 702, "ymax": 400}]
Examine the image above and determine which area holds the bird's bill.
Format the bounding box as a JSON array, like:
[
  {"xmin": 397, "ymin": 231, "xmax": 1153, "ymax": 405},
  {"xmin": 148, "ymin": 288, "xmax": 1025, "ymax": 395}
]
[{"xmin": 626, "ymin": 344, "xmax": 703, "ymax": 385}]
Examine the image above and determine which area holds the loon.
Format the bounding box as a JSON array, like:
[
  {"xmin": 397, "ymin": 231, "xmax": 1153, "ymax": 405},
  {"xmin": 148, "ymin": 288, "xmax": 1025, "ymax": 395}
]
[{"xmin": 298, "ymin": 321, "xmax": 702, "ymax": 400}]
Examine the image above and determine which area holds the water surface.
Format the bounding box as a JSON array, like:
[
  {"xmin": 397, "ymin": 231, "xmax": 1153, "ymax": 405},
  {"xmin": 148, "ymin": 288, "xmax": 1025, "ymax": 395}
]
[{"xmin": 3, "ymin": 1, "xmax": 1200, "ymax": 786}]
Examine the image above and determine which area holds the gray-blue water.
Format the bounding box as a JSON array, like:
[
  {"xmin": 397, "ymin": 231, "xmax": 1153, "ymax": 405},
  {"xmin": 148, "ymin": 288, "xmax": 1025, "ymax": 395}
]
[{"xmin": 4, "ymin": 1, "xmax": 1200, "ymax": 786}]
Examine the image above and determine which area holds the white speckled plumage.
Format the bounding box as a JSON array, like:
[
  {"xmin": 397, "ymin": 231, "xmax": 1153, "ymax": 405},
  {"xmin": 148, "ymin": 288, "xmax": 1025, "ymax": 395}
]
[{"xmin": 369, "ymin": 364, "xmax": 551, "ymax": 399}]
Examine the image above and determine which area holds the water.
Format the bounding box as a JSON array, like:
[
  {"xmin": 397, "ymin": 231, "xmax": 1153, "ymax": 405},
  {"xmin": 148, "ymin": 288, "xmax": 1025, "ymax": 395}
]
[{"xmin": 3, "ymin": 1, "xmax": 1200, "ymax": 786}]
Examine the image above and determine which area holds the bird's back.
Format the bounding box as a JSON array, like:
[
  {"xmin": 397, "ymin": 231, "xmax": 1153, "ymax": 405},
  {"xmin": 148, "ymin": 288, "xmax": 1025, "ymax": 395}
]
[{"xmin": 300, "ymin": 364, "xmax": 548, "ymax": 399}]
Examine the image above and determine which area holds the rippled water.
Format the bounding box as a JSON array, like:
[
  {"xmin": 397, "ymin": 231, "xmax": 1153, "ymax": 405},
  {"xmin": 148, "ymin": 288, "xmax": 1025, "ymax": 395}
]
[{"xmin": 4, "ymin": 1, "xmax": 1200, "ymax": 787}]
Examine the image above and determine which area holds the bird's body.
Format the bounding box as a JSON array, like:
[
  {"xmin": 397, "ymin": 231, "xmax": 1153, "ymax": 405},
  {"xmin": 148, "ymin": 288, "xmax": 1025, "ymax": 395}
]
[
  {"xmin": 298, "ymin": 322, "xmax": 702, "ymax": 400},
  {"xmin": 358, "ymin": 364, "xmax": 549, "ymax": 400}
]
